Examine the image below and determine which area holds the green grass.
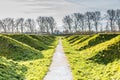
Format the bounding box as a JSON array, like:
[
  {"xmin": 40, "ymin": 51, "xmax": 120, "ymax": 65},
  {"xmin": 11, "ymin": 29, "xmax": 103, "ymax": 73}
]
[
  {"xmin": 18, "ymin": 49, "xmax": 55, "ymax": 80},
  {"xmin": 63, "ymin": 34, "xmax": 120, "ymax": 80},
  {"xmin": 0, "ymin": 34, "xmax": 58, "ymax": 80},
  {"xmin": 0, "ymin": 57, "xmax": 27, "ymax": 80},
  {"xmin": 69, "ymin": 36, "xmax": 83, "ymax": 44},
  {"xmin": 0, "ymin": 35, "xmax": 43, "ymax": 61},
  {"xmin": 30, "ymin": 35, "xmax": 55, "ymax": 46},
  {"xmin": 18, "ymin": 38, "xmax": 58, "ymax": 80},
  {"xmin": 73, "ymin": 34, "xmax": 118, "ymax": 50},
  {"xmin": 7, "ymin": 34, "xmax": 49, "ymax": 50},
  {"xmin": 71, "ymin": 35, "xmax": 92, "ymax": 46}
]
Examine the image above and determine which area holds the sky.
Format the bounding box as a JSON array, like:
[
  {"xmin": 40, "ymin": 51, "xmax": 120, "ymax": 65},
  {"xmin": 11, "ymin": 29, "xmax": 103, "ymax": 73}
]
[{"xmin": 0, "ymin": 0, "xmax": 120, "ymax": 30}]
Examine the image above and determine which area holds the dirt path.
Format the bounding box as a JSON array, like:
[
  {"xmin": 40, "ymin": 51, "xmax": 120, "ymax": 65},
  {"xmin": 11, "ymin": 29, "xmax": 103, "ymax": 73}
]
[{"xmin": 43, "ymin": 39, "xmax": 73, "ymax": 80}]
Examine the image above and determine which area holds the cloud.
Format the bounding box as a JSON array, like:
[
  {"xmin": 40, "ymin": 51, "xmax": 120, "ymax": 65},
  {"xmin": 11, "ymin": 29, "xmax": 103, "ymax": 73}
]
[{"xmin": 0, "ymin": 0, "xmax": 120, "ymax": 28}]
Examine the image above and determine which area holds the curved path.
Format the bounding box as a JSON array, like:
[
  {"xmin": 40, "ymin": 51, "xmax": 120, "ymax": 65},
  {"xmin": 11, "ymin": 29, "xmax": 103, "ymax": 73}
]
[{"xmin": 44, "ymin": 39, "xmax": 73, "ymax": 80}]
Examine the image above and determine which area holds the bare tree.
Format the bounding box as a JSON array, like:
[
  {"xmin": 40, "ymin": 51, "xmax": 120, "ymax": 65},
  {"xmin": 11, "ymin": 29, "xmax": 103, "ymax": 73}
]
[
  {"xmin": 115, "ymin": 9, "xmax": 120, "ymax": 31},
  {"xmin": 10, "ymin": 19, "xmax": 15, "ymax": 33},
  {"xmin": 72, "ymin": 13, "xmax": 85, "ymax": 32},
  {"xmin": 72, "ymin": 13, "xmax": 80, "ymax": 32},
  {"xmin": 15, "ymin": 19, "xmax": 20, "ymax": 33},
  {"xmin": 37, "ymin": 16, "xmax": 45, "ymax": 33},
  {"xmin": 107, "ymin": 9, "xmax": 116, "ymax": 31},
  {"xmin": 79, "ymin": 14, "xmax": 85, "ymax": 32},
  {"xmin": 18, "ymin": 18, "xmax": 24, "ymax": 33},
  {"xmin": 47, "ymin": 17, "xmax": 56, "ymax": 34},
  {"xmin": 85, "ymin": 12, "xmax": 93, "ymax": 32},
  {"xmin": 11, "ymin": 18, "xmax": 24, "ymax": 33},
  {"xmin": 0, "ymin": 18, "xmax": 14, "ymax": 33},
  {"xmin": 45, "ymin": 17, "xmax": 50, "ymax": 33},
  {"xmin": 0, "ymin": 20, "xmax": 7, "ymax": 33},
  {"xmin": 92, "ymin": 11, "xmax": 101, "ymax": 32},
  {"xmin": 25, "ymin": 19, "xmax": 35, "ymax": 33},
  {"xmin": 63, "ymin": 15, "xmax": 73, "ymax": 33}
]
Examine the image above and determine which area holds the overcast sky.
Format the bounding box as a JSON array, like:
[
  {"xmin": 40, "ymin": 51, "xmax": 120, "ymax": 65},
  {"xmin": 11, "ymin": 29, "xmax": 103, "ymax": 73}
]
[{"xmin": 0, "ymin": 0, "xmax": 120, "ymax": 30}]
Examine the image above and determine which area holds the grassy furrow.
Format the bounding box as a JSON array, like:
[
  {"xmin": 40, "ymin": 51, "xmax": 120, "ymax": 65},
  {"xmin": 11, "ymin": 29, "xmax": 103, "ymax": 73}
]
[
  {"xmin": 63, "ymin": 34, "xmax": 120, "ymax": 80},
  {"xmin": 74, "ymin": 34, "xmax": 118, "ymax": 50},
  {"xmin": 0, "ymin": 35, "xmax": 43, "ymax": 61},
  {"xmin": 71, "ymin": 35, "xmax": 91, "ymax": 46},
  {"xmin": 0, "ymin": 57, "xmax": 27, "ymax": 80},
  {"xmin": 69, "ymin": 36, "xmax": 83, "ymax": 44},
  {"xmin": 7, "ymin": 34, "xmax": 48, "ymax": 50},
  {"xmin": 0, "ymin": 34, "xmax": 58, "ymax": 80}
]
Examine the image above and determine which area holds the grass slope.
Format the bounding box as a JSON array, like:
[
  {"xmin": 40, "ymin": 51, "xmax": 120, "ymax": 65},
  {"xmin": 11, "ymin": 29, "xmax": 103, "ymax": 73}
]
[
  {"xmin": 0, "ymin": 35, "xmax": 43, "ymax": 61},
  {"xmin": 0, "ymin": 57, "xmax": 27, "ymax": 80},
  {"xmin": 73, "ymin": 34, "xmax": 118, "ymax": 50},
  {"xmin": 71, "ymin": 35, "xmax": 92, "ymax": 46},
  {"xmin": 30, "ymin": 35, "xmax": 55, "ymax": 46},
  {"xmin": 7, "ymin": 34, "xmax": 48, "ymax": 50},
  {"xmin": 18, "ymin": 37, "xmax": 58, "ymax": 80},
  {"xmin": 63, "ymin": 34, "xmax": 120, "ymax": 80},
  {"xmin": 69, "ymin": 36, "xmax": 83, "ymax": 44},
  {"xmin": 0, "ymin": 34, "xmax": 58, "ymax": 80},
  {"xmin": 19, "ymin": 49, "xmax": 55, "ymax": 80}
]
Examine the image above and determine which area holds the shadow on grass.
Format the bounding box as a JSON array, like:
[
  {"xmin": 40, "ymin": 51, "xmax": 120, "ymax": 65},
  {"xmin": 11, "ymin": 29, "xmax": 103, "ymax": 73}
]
[
  {"xmin": 0, "ymin": 51, "xmax": 44, "ymax": 61},
  {"xmin": 88, "ymin": 48, "xmax": 120, "ymax": 65},
  {"xmin": 65, "ymin": 52, "xmax": 72, "ymax": 54},
  {"xmin": 78, "ymin": 34, "xmax": 118, "ymax": 51},
  {"xmin": 0, "ymin": 37, "xmax": 44, "ymax": 61},
  {"xmin": 29, "ymin": 35, "xmax": 56, "ymax": 49},
  {"xmin": 0, "ymin": 34, "xmax": 57, "ymax": 61},
  {"xmin": 29, "ymin": 35, "xmax": 56, "ymax": 47},
  {"xmin": 0, "ymin": 57, "xmax": 27, "ymax": 80}
]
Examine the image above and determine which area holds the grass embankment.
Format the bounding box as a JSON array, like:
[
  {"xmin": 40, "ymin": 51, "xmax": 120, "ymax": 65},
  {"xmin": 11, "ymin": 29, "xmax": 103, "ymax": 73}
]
[
  {"xmin": 63, "ymin": 34, "xmax": 120, "ymax": 80},
  {"xmin": 7, "ymin": 34, "xmax": 49, "ymax": 50},
  {"xmin": 0, "ymin": 35, "xmax": 43, "ymax": 61},
  {"xmin": 19, "ymin": 42, "xmax": 57, "ymax": 80},
  {"xmin": 0, "ymin": 34, "xmax": 58, "ymax": 80},
  {"xmin": 74, "ymin": 34, "xmax": 118, "ymax": 50},
  {"xmin": 0, "ymin": 57, "xmax": 27, "ymax": 80}
]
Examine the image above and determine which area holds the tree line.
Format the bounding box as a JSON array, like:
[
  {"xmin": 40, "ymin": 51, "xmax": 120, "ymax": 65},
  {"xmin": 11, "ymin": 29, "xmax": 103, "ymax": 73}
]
[
  {"xmin": 0, "ymin": 9, "xmax": 120, "ymax": 34},
  {"xmin": 0, "ymin": 17, "xmax": 56, "ymax": 34},
  {"xmin": 62, "ymin": 9, "xmax": 120, "ymax": 34}
]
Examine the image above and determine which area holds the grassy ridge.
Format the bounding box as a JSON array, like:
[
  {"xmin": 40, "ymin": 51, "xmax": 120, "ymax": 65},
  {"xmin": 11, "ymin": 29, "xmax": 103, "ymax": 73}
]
[
  {"xmin": 63, "ymin": 34, "xmax": 120, "ymax": 80},
  {"xmin": 7, "ymin": 34, "xmax": 48, "ymax": 50},
  {"xmin": 88, "ymin": 35, "xmax": 120, "ymax": 64},
  {"xmin": 74, "ymin": 34, "xmax": 118, "ymax": 50},
  {"xmin": 19, "ymin": 37, "xmax": 58, "ymax": 80},
  {"xmin": 69, "ymin": 36, "xmax": 83, "ymax": 44},
  {"xmin": 71, "ymin": 35, "xmax": 92, "ymax": 46},
  {"xmin": 0, "ymin": 57, "xmax": 27, "ymax": 80},
  {"xmin": 19, "ymin": 49, "xmax": 55, "ymax": 80},
  {"xmin": 0, "ymin": 35, "xmax": 43, "ymax": 61},
  {"xmin": 30, "ymin": 35, "xmax": 55, "ymax": 45},
  {"xmin": 0, "ymin": 34, "xmax": 58, "ymax": 80}
]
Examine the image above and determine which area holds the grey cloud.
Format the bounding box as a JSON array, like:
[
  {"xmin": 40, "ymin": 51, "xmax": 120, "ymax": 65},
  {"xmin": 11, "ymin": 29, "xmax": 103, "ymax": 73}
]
[{"xmin": 1, "ymin": 0, "xmax": 120, "ymax": 26}]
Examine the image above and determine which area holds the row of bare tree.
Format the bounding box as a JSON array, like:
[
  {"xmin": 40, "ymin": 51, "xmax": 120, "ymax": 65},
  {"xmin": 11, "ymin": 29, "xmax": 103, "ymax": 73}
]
[
  {"xmin": 0, "ymin": 17, "xmax": 56, "ymax": 34},
  {"xmin": 62, "ymin": 9, "xmax": 120, "ymax": 33}
]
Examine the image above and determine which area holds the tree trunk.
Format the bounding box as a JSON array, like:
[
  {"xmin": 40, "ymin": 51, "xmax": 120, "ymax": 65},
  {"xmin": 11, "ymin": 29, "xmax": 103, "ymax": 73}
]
[
  {"xmin": 119, "ymin": 25, "xmax": 120, "ymax": 32},
  {"xmin": 21, "ymin": 24, "xmax": 23, "ymax": 33},
  {"xmin": 95, "ymin": 22, "xmax": 98, "ymax": 33},
  {"xmin": 110, "ymin": 20, "xmax": 113, "ymax": 32}
]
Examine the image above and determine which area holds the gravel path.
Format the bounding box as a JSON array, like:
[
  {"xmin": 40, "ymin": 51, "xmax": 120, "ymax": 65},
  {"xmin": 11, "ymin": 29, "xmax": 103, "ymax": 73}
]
[{"xmin": 43, "ymin": 39, "xmax": 73, "ymax": 80}]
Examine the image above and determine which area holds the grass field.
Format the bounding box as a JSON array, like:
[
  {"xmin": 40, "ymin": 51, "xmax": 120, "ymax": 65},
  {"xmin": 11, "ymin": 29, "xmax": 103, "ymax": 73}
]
[
  {"xmin": 63, "ymin": 34, "xmax": 120, "ymax": 80},
  {"xmin": 0, "ymin": 34, "xmax": 58, "ymax": 80},
  {"xmin": 1, "ymin": 33, "xmax": 120, "ymax": 80}
]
